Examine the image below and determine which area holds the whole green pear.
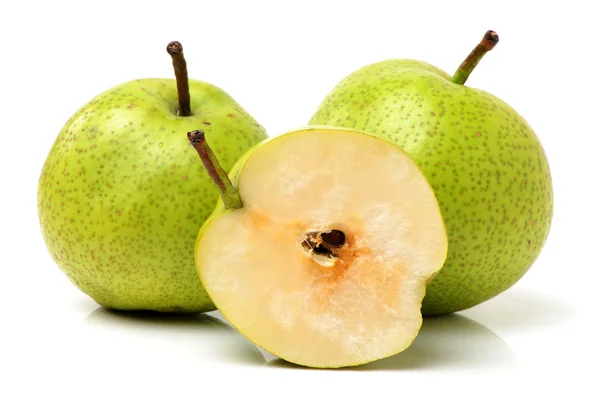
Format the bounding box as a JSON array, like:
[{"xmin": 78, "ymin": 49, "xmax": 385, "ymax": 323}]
[
  {"xmin": 310, "ymin": 31, "xmax": 553, "ymax": 315},
  {"xmin": 38, "ymin": 42, "xmax": 267, "ymax": 312}
]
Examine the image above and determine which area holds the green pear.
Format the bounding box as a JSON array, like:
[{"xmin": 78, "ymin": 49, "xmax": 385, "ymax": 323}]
[
  {"xmin": 309, "ymin": 31, "xmax": 553, "ymax": 315},
  {"xmin": 187, "ymin": 127, "xmax": 447, "ymax": 368},
  {"xmin": 38, "ymin": 42, "xmax": 267, "ymax": 312}
]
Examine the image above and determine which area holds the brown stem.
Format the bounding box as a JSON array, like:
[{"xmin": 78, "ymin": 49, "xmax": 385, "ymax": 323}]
[
  {"xmin": 187, "ymin": 130, "xmax": 242, "ymax": 210},
  {"xmin": 167, "ymin": 41, "xmax": 192, "ymax": 116},
  {"xmin": 451, "ymin": 30, "xmax": 499, "ymax": 85}
]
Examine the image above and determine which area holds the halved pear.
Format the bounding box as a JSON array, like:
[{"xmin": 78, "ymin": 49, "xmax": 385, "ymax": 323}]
[{"xmin": 191, "ymin": 127, "xmax": 448, "ymax": 368}]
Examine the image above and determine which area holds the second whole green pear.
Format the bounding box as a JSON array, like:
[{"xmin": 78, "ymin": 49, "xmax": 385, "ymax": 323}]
[{"xmin": 310, "ymin": 31, "xmax": 553, "ymax": 315}]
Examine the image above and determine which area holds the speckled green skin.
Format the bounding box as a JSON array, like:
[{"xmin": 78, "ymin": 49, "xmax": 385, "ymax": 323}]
[
  {"xmin": 310, "ymin": 60, "xmax": 553, "ymax": 315},
  {"xmin": 38, "ymin": 78, "xmax": 267, "ymax": 312}
]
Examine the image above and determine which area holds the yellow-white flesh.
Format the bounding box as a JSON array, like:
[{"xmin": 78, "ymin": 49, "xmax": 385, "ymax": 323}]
[{"xmin": 196, "ymin": 128, "xmax": 447, "ymax": 368}]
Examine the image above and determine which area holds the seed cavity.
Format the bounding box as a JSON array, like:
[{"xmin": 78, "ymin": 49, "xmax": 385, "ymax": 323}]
[
  {"xmin": 321, "ymin": 229, "xmax": 345, "ymax": 247},
  {"xmin": 313, "ymin": 243, "xmax": 331, "ymax": 255},
  {"xmin": 301, "ymin": 229, "xmax": 347, "ymax": 267}
]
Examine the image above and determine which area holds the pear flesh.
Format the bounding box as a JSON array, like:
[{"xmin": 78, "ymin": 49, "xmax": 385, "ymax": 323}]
[{"xmin": 196, "ymin": 128, "xmax": 447, "ymax": 368}]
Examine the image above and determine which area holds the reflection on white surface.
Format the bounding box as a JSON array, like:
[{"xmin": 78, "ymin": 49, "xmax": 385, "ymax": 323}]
[
  {"xmin": 268, "ymin": 314, "xmax": 514, "ymax": 370},
  {"xmin": 83, "ymin": 288, "xmax": 570, "ymax": 371},
  {"xmin": 85, "ymin": 307, "xmax": 265, "ymax": 365},
  {"xmin": 460, "ymin": 288, "xmax": 576, "ymax": 331},
  {"xmin": 206, "ymin": 310, "xmax": 280, "ymax": 363}
]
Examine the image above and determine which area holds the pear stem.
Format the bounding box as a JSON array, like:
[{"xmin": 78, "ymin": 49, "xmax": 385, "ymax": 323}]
[
  {"xmin": 451, "ymin": 30, "xmax": 499, "ymax": 85},
  {"xmin": 187, "ymin": 130, "xmax": 243, "ymax": 210},
  {"xmin": 167, "ymin": 41, "xmax": 192, "ymax": 117}
]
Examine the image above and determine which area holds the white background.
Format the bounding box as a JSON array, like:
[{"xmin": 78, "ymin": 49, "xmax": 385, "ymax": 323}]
[{"xmin": 1, "ymin": 1, "xmax": 598, "ymax": 405}]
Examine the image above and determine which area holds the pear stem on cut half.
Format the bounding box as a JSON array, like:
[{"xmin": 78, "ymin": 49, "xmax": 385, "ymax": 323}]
[
  {"xmin": 167, "ymin": 41, "xmax": 192, "ymax": 117},
  {"xmin": 187, "ymin": 130, "xmax": 243, "ymax": 210},
  {"xmin": 451, "ymin": 30, "xmax": 499, "ymax": 85}
]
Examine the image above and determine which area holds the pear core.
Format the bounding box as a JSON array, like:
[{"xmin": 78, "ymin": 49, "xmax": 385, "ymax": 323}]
[{"xmin": 195, "ymin": 128, "xmax": 448, "ymax": 368}]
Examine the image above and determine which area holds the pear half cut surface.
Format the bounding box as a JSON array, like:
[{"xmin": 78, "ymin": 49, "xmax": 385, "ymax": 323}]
[{"xmin": 195, "ymin": 127, "xmax": 448, "ymax": 368}]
